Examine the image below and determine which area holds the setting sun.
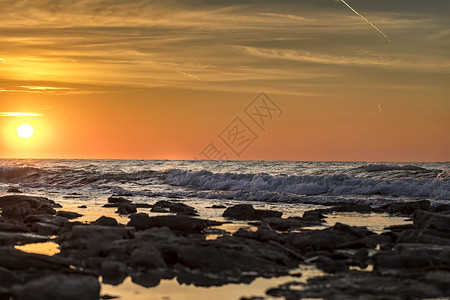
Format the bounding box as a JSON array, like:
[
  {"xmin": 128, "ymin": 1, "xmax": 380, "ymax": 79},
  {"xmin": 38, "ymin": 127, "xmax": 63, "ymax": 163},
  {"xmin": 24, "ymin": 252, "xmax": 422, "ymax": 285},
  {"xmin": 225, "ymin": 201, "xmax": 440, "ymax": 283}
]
[{"xmin": 17, "ymin": 124, "xmax": 34, "ymax": 139}]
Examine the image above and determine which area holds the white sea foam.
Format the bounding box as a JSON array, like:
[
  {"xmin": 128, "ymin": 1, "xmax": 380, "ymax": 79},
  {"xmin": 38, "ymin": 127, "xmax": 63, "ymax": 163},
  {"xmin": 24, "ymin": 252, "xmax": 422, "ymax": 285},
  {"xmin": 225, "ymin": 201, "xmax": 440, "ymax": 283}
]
[{"xmin": 164, "ymin": 169, "xmax": 450, "ymax": 200}]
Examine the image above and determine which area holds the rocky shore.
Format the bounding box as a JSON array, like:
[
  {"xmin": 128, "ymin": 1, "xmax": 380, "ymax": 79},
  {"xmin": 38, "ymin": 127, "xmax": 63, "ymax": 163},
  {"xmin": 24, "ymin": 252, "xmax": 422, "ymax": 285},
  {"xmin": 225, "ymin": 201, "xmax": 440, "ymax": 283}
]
[{"xmin": 0, "ymin": 193, "xmax": 449, "ymax": 299}]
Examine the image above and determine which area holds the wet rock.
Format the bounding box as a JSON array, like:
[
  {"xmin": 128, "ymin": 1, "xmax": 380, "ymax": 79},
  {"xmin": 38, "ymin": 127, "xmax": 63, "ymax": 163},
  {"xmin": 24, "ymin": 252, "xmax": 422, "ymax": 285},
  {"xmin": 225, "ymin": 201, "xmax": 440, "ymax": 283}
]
[
  {"xmin": 0, "ymin": 247, "xmax": 75, "ymax": 270},
  {"xmin": 24, "ymin": 215, "xmax": 68, "ymax": 227},
  {"xmin": 223, "ymin": 204, "xmax": 282, "ymax": 220},
  {"xmin": 0, "ymin": 195, "xmax": 55, "ymax": 209},
  {"xmin": 128, "ymin": 214, "xmax": 214, "ymax": 234},
  {"xmin": 414, "ymin": 210, "xmax": 450, "ymax": 232},
  {"xmin": 282, "ymin": 272, "xmax": 445, "ymax": 299},
  {"xmin": 93, "ymin": 216, "xmax": 118, "ymax": 227},
  {"xmin": 153, "ymin": 201, "xmax": 198, "ymax": 216},
  {"xmin": 210, "ymin": 205, "xmax": 226, "ymax": 209},
  {"xmin": 30, "ymin": 222, "xmax": 61, "ymax": 236},
  {"xmin": 35, "ymin": 203, "xmax": 56, "ymax": 215},
  {"xmin": 12, "ymin": 273, "xmax": 100, "ymax": 300},
  {"xmin": 78, "ymin": 205, "xmax": 87, "ymax": 209},
  {"xmin": 0, "ymin": 266, "xmax": 24, "ymax": 287},
  {"xmin": 259, "ymin": 217, "xmax": 322, "ymax": 231},
  {"xmin": 150, "ymin": 206, "xmax": 169, "ymax": 213},
  {"xmin": 1, "ymin": 202, "xmax": 32, "ymax": 221},
  {"xmin": 380, "ymin": 200, "xmax": 431, "ymax": 215},
  {"xmin": 0, "ymin": 222, "xmax": 30, "ymax": 233},
  {"xmin": 397, "ymin": 229, "xmax": 450, "ymax": 245},
  {"xmin": 316, "ymin": 255, "xmax": 348, "ymax": 273},
  {"xmin": 56, "ymin": 211, "xmax": 83, "ymax": 219},
  {"xmin": 130, "ymin": 245, "xmax": 167, "ymax": 269},
  {"xmin": 130, "ymin": 270, "xmax": 165, "ymax": 288},
  {"xmin": 115, "ymin": 203, "xmax": 137, "ymax": 215},
  {"xmin": 58, "ymin": 225, "xmax": 134, "ymax": 250},
  {"xmin": 7, "ymin": 187, "xmax": 22, "ymax": 193},
  {"xmin": 302, "ymin": 211, "xmax": 326, "ymax": 222},
  {"xmin": 101, "ymin": 261, "xmax": 127, "ymax": 285},
  {"xmin": 108, "ymin": 197, "xmax": 131, "ymax": 204}
]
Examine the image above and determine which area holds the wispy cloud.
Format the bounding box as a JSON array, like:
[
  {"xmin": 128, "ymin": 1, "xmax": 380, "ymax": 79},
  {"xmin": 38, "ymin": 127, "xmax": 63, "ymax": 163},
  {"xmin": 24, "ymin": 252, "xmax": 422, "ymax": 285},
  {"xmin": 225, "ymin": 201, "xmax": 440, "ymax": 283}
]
[{"xmin": 0, "ymin": 112, "xmax": 43, "ymax": 117}]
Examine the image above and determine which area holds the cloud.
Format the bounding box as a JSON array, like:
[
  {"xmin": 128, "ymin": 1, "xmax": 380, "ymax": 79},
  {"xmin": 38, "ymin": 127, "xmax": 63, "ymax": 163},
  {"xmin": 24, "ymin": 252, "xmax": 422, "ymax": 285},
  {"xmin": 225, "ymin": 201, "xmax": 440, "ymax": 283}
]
[{"xmin": 0, "ymin": 112, "xmax": 43, "ymax": 117}]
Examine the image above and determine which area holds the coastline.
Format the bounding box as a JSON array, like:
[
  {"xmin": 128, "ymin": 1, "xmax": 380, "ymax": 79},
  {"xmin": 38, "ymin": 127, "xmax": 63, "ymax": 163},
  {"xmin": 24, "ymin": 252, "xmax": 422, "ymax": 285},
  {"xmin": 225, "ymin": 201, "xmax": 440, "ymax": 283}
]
[{"xmin": 0, "ymin": 190, "xmax": 448, "ymax": 299}]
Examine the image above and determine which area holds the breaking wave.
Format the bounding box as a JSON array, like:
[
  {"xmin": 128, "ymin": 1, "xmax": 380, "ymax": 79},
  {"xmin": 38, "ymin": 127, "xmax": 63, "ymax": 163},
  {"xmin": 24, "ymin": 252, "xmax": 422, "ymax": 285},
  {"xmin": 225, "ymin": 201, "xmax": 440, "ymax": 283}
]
[{"xmin": 164, "ymin": 169, "xmax": 450, "ymax": 200}]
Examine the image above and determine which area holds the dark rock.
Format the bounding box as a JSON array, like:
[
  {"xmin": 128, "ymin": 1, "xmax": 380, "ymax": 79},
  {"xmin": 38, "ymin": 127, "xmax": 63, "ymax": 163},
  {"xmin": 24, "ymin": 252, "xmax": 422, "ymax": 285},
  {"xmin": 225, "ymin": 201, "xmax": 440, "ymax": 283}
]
[
  {"xmin": 58, "ymin": 225, "xmax": 134, "ymax": 249},
  {"xmin": 210, "ymin": 205, "xmax": 226, "ymax": 209},
  {"xmin": 7, "ymin": 187, "xmax": 22, "ymax": 193},
  {"xmin": 2, "ymin": 201, "xmax": 32, "ymax": 221},
  {"xmin": 128, "ymin": 214, "xmax": 212, "ymax": 234},
  {"xmin": 381, "ymin": 200, "xmax": 431, "ymax": 215},
  {"xmin": 302, "ymin": 211, "xmax": 326, "ymax": 222},
  {"xmin": 35, "ymin": 203, "xmax": 56, "ymax": 215},
  {"xmin": 150, "ymin": 206, "xmax": 169, "ymax": 213},
  {"xmin": 130, "ymin": 270, "xmax": 164, "ymax": 288},
  {"xmin": 0, "ymin": 195, "xmax": 55, "ymax": 209},
  {"xmin": 152, "ymin": 201, "xmax": 198, "ymax": 216},
  {"xmin": 0, "ymin": 247, "xmax": 75, "ymax": 270},
  {"xmin": 93, "ymin": 216, "xmax": 118, "ymax": 227},
  {"xmin": 30, "ymin": 222, "xmax": 61, "ymax": 236},
  {"xmin": 397, "ymin": 229, "xmax": 450, "ymax": 245},
  {"xmin": 316, "ymin": 256, "xmax": 348, "ymax": 273},
  {"xmin": 414, "ymin": 210, "xmax": 450, "ymax": 232},
  {"xmin": 433, "ymin": 204, "xmax": 450, "ymax": 213},
  {"xmin": 101, "ymin": 261, "xmax": 127, "ymax": 285},
  {"xmin": 0, "ymin": 266, "xmax": 24, "ymax": 287},
  {"xmin": 115, "ymin": 203, "xmax": 137, "ymax": 215},
  {"xmin": 108, "ymin": 197, "xmax": 131, "ymax": 204},
  {"xmin": 12, "ymin": 274, "xmax": 100, "ymax": 300},
  {"xmin": 223, "ymin": 204, "xmax": 282, "ymax": 220},
  {"xmin": 0, "ymin": 222, "xmax": 30, "ymax": 233},
  {"xmin": 130, "ymin": 245, "xmax": 167, "ymax": 269},
  {"xmin": 56, "ymin": 211, "xmax": 83, "ymax": 219},
  {"xmin": 373, "ymin": 251, "xmax": 442, "ymax": 271},
  {"xmin": 24, "ymin": 215, "xmax": 68, "ymax": 227},
  {"xmin": 78, "ymin": 205, "xmax": 87, "ymax": 208}
]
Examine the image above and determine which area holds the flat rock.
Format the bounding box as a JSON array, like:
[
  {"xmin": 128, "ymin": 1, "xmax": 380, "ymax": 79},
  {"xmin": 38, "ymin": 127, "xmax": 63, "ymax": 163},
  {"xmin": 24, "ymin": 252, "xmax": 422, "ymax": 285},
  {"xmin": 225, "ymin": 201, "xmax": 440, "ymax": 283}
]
[
  {"xmin": 12, "ymin": 273, "xmax": 100, "ymax": 300},
  {"xmin": 128, "ymin": 214, "xmax": 214, "ymax": 234},
  {"xmin": 223, "ymin": 204, "xmax": 282, "ymax": 220},
  {"xmin": 56, "ymin": 211, "xmax": 83, "ymax": 219},
  {"xmin": 0, "ymin": 195, "xmax": 55, "ymax": 209},
  {"xmin": 414, "ymin": 210, "xmax": 450, "ymax": 232}
]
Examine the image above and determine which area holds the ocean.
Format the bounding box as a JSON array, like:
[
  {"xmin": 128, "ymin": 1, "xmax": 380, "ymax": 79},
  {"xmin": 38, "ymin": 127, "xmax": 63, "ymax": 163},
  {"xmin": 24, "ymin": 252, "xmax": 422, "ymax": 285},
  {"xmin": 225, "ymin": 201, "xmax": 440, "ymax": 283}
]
[{"xmin": 1, "ymin": 160, "xmax": 449, "ymax": 209}]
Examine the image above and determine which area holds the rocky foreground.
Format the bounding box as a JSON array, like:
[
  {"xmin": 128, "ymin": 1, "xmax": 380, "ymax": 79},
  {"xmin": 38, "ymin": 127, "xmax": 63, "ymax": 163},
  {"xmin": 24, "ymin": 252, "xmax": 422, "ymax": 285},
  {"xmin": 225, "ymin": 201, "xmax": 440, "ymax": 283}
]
[{"xmin": 0, "ymin": 194, "xmax": 449, "ymax": 300}]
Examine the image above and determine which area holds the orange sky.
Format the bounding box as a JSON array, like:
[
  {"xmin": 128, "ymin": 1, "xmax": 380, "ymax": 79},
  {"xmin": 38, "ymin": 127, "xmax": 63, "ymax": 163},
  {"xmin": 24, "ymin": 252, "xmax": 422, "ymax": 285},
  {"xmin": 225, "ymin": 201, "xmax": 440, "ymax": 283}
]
[{"xmin": 1, "ymin": 0, "xmax": 449, "ymax": 161}]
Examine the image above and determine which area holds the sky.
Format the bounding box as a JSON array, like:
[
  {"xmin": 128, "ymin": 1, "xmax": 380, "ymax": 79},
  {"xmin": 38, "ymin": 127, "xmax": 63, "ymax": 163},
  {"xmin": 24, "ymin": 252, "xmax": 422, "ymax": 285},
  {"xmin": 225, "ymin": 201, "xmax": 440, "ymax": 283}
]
[{"xmin": 0, "ymin": 0, "xmax": 449, "ymax": 161}]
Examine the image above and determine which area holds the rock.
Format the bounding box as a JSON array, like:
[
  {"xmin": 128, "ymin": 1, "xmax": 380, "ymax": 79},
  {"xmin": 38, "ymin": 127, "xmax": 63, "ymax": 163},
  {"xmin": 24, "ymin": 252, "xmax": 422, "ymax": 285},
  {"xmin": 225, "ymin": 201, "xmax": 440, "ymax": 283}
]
[
  {"xmin": 56, "ymin": 211, "xmax": 83, "ymax": 219},
  {"xmin": 381, "ymin": 200, "xmax": 431, "ymax": 215},
  {"xmin": 93, "ymin": 216, "xmax": 118, "ymax": 227},
  {"xmin": 7, "ymin": 187, "xmax": 22, "ymax": 193},
  {"xmin": 223, "ymin": 204, "xmax": 282, "ymax": 220},
  {"xmin": 210, "ymin": 205, "xmax": 226, "ymax": 209},
  {"xmin": 128, "ymin": 214, "xmax": 211, "ymax": 234},
  {"xmin": 12, "ymin": 274, "xmax": 100, "ymax": 300},
  {"xmin": 24, "ymin": 215, "xmax": 68, "ymax": 227},
  {"xmin": 130, "ymin": 245, "xmax": 167, "ymax": 269},
  {"xmin": 260, "ymin": 217, "xmax": 322, "ymax": 231},
  {"xmin": 115, "ymin": 203, "xmax": 137, "ymax": 215},
  {"xmin": 0, "ymin": 195, "xmax": 55, "ymax": 209},
  {"xmin": 101, "ymin": 261, "xmax": 127, "ymax": 285},
  {"xmin": 35, "ymin": 203, "xmax": 56, "ymax": 215},
  {"xmin": 30, "ymin": 222, "xmax": 61, "ymax": 236},
  {"xmin": 58, "ymin": 225, "xmax": 134, "ymax": 249},
  {"xmin": 1, "ymin": 202, "xmax": 32, "ymax": 221},
  {"xmin": 0, "ymin": 266, "xmax": 24, "ymax": 287},
  {"xmin": 108, "ymin": 197, "xmax": 131, "ymax": 204},
  {"xmin": 397, "ymin": 229, "xmax": 450, "ymax": 245},
  {"xmin": 152, "ymin": 201, "xmax": 198, "ymax": 216},
  {"xmin": 316, "ymin": 256, "xmax": 348, "ymax": 273},
  {"xmin": 373, "ymin": 251, "xmax": 442, "ymax": 271},
  {"xmin": 0, "ymin": 222, "xmax": 30, "ymax": 233},
  {"xmin": 414, "ymin": 210, "xmax": 450, "ymax": 232},
  {"xmin": 150, "ymin": 206, "xmax": 169, "ymax": 213},
  {"xmin": 0, "ymin": 247, "xmax": 74, "ymax": 270},
  {"xmin": 78, "ymin": 205, "xmax": 87, "ymax": 209},
  {"xmin": 302, "ymin": 211, "xmax": 326, "ymax": 222}
]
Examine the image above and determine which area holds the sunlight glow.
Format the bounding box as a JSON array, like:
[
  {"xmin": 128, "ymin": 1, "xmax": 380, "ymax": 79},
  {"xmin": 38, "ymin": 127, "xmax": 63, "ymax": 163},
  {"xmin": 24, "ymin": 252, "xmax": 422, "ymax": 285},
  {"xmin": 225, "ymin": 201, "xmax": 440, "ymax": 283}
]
[
  {"xmin": 17, "ymin": 124, "xmax": 34, "ymax": 139},
  {"xmin": 0, "ymin": 112, "xmax": 43, "ymax": 117}
]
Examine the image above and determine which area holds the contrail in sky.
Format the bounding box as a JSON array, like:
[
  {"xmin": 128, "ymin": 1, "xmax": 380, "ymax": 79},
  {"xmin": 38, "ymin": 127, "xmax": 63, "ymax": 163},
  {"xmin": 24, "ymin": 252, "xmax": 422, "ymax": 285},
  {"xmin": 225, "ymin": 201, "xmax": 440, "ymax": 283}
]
[
  {"xmin": 339, "ymin": 0, "xmax": 391, "ymax": 44},
  {"xmin": 0, "ymin": 58, "xmax": 5, "ymax": 62}
]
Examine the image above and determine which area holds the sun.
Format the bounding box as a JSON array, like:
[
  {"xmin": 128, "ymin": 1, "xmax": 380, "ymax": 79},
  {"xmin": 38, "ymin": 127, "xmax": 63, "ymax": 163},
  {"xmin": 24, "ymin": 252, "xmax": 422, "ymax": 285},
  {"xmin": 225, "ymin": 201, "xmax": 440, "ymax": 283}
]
[{"xmin": 17, "ymin": 124, "xmax": 34, "ymax": 139}]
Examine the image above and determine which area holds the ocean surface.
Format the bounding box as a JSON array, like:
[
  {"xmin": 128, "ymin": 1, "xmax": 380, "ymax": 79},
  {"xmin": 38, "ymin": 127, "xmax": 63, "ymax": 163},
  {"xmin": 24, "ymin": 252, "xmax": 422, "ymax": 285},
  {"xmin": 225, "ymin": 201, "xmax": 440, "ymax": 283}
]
[{"xmin": 0, "ymin": 160, "xmax": 449, "ymax": 208}]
